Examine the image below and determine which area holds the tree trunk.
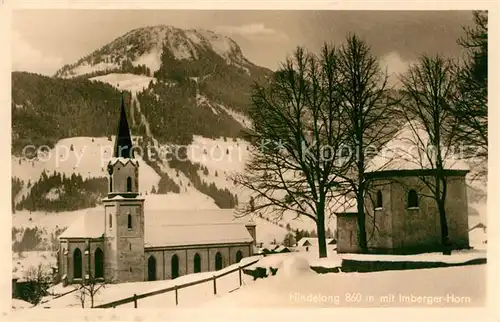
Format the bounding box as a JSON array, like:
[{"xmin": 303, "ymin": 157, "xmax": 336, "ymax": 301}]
[
  {"xmin": 356, "ymin": 124, "xmax": 368, "ymax": 253},
  {"xmin": 437, "ymin": 176, "xmax": 450, "ymax": 255},
  {"xmin": 356, "ymin": 164, "xmax": 368, "ymax": 253},
  {"xmin": 316, "ymin": 206, "xmax": 328, "ymax": 258},
  {"xmin": 437, "ymin": 199, "xmax": 450, "ymax": 255},
  {"xmin": 356, "ymin": 188, "xmax": 368, "ymax": 253}
]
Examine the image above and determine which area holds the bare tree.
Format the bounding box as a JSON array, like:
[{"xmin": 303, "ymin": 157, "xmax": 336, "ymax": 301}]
[
  {"xmin": 24, "ymin": 263, "xmax": 52, "ymax": 305},
  {"xmin": 336, "ymin": 35, "xmax": 399, "ymax": 253},
  {"xmin": 453, "ymin": 11, "xmax": 488, "ymax": 175},
  {"xmin": 74, "ymin": 282, "xmax": 87, "ymax": 309},
  {"xmin": 74, "ymin": 272, "xmax": 106, "ymax": 308},
  {"xmin": 233, "ymin": 45, "xmax": 351, "ymax": 258},
  {"xmin": 399, "ymin": 54, "xmax": 461, "ymax": 254}
]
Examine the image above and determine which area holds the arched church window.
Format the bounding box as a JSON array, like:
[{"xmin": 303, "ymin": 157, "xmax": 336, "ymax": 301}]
[
  {"xmin": 73, "ymin": 248, "xmax": 82, "ymax": 279},
  {"xmin": 215, "ymin": 252, "xmax": 223, "ymax": 271},
  {"xmin": 193, "ymin": 253, "xmax": 201, "ymax": 273},
  {"xmin": 236, "ymin": 250, "xmax": 243, "ymax": 263},
  {"xmin": 171, "ymin": 254, "xmax": 180, "ymax": 279},
  {"xmin": 109, "ymin": 178, "xmax": 113, "ymax": 192},
  {"xmin": 127, "ymin": 177, "xmax": 132, "ymax": 192},
  {"xmin": 408, "ymin": 189, "xmax": 419, "ymax": 208},
  {"xmin": 376, "ymin": 190, "xmax": 383, "ymax": 209},
  {"xmin": 147, "ymin": 256, "xmax": 156, "ymax": 281},
  {"xmin": 94, "ymin": 248, "xmax": 104, "ymax": 278},
  {"xmin": 127, "ymin": 213, "xmax": 132, "ymax": 229},
  {"xmin": 109, "ymin": 214, "xmax": 112, "ymax": 228}
]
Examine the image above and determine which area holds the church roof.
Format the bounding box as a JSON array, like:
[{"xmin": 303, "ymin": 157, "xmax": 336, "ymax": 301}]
[
  {"xmin": 366, "ymin": 120, "xmax": 469, "ymax": 173},
  {"xmin": 58, "ymin": 209, "xmax": 104, "ymax": 239},
  {"xmin": 145, "ymin": 223, "xmax": 253, "ymax": 248},
  {"xmin": 113, "ymin": 95, "xmax": 134, "ymax": 159},
  {"xmin": 58, "ymin": 208, "xmax": 254, "ymax": 247},
  {"xmin": 144, "ymin": 209, "xmax": 254, "ymax": 247}
]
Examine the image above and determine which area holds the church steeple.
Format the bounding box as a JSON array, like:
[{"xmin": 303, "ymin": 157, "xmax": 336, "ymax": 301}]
[
  {"xmin": 107, "ymin": 93, "xmax": 139, "ymax": 199},
  {"xmin": 114, "ymin": 94, "xmax": 134, "ymax": 159}
]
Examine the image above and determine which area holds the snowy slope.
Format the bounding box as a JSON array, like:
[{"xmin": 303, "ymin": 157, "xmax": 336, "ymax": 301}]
[
  {"xmin": 56, "ymin": 26, "xmax": 250, "ymax": 79},
  {"xmin": 90, "ymin": 73, "xmax": 156, "ymax": 93},
  {"xmin": 203, "ymin": 263, "xmax": 486, "ymax": 308},
  {"xmin": 12, "ymin": 136, "xmax": 161, "ymax": 202}
]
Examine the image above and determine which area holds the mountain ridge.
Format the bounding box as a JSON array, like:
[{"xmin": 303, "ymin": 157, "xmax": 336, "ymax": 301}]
[{"xmin": 54, "ymin": 25, "xmax": 266, "ymax": 80}]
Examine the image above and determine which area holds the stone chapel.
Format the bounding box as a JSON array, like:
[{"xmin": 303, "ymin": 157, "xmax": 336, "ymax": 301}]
[{"xmin": 335, "ymin": 121, "xmax": 470, "ymax": 254}]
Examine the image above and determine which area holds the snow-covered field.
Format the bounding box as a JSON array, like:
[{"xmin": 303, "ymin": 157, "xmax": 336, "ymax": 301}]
[
  {"xmin": 12, "ymin": 299, "xmax": 33, "ymax": 310},
  {"xmin": 12, "ymin": 251, "xmax": 56, "ymax": 280},
  {"xmin": 247, "ymin": 246, "xmax": 486, "ymax": 272},
  {"xmin": 203, "ymin": 261, "xmax": 486, "ymax": 308},
  {"xmin": 247, "ymin": 246, "xmax": 341, "ymax": 271},
  {"xmin": 26, "ymin": 249, "xmax": 486, "ymax": 310},
  {"xmin": 90, "ymin": 73, "xmax": 156, "ymax": 94},
  {"xmin": 40, "ymin": 256, "xmax": 261, "ymax": 308}
]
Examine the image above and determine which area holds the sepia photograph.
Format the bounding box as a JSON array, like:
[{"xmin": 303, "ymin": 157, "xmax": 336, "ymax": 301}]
[{"xmin": 6, "ymin": 7, "xmax": 492, "ymax": 317}]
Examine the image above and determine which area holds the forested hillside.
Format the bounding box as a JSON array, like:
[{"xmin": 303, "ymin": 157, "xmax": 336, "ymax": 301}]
[{"xmin": 11, "ymin": 72, "xmax": 126, "ymax": 155}]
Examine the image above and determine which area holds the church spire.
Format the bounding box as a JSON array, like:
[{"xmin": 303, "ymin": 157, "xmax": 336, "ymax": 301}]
[{"xmin": 113, "ymin": 94, "xmax": 134, "ymax": 159}]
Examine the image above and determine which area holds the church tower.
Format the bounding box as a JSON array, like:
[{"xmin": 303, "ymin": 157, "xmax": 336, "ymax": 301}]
[{"xmin": 103, "ymin": 96, "xmax": 145, "ymax": 283}]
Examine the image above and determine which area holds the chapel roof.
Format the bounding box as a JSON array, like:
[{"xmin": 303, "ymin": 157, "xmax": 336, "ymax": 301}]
[{"xmin": 366, "ymin": 120, "xmax": 469, "ymax": 173}]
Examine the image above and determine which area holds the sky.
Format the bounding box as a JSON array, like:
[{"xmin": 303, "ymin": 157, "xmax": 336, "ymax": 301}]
[{"xmin": 11, "ymin": 10, "xmax": 475, "ymax": 76}]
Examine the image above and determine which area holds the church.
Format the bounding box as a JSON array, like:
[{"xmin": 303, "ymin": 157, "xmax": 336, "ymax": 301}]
[
  {"xmin": 57, "ymin": 98, "xmax": 256, "ymax": 284},
  {"xmin": 335, "ymin": 122, "xmax": 471, "ymax": 254}
]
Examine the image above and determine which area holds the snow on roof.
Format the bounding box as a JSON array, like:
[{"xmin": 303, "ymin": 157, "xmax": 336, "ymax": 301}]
[
  {"xmin": 145, "ymin": 208, "xmax": 252, "ymax": 226},
  {"xmin": 145, "ymin": 209, "xmax": 254, "ymax": 247},
  {"xmin": 59, "ymin": 208, "xmax": 254, "ymax": 247},
  {"xmin": 108, "ymin": 157, "xmax": 140, "ymax": 167},
  {"xmin": 366, "ymin": 120, "xmax": 469, "ymax": 173},
  {"xmin": 145, "ymin": 223, "xmax": 252, "ymax": 248},
  {"xmin": 58, "ymin": 209, "xmax": 104, "ymax": 239},
  {"xmin": 274, "ymin": 245, "xmax": 290, "ymax": 252},
  {"xmin": 296, "ymin": 237, "xmax": 334, "ymax": 247},
  {"xmin": 300, "ymin": 240, "xmax": 312, "ymax": 246}
]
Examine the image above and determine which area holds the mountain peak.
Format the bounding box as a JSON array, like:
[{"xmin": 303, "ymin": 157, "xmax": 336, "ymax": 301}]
[{"xmin": 54, "ymin": 25, "xmax": 249, "ymax": 79}]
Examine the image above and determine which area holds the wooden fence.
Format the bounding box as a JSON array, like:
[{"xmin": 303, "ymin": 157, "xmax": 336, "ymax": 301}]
[{"xmin": 95, "ymin": 258, "xmax": 261, "ymax": 308}]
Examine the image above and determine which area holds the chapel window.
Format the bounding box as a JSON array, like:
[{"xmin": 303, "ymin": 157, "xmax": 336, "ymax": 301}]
[
  {"xmin": 376, "ymin": 190, "xmax": 383, "ymax": 209},
  {"xmin": 408, "ymin": 189, "xmax": 419, "ymax": 208}
]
